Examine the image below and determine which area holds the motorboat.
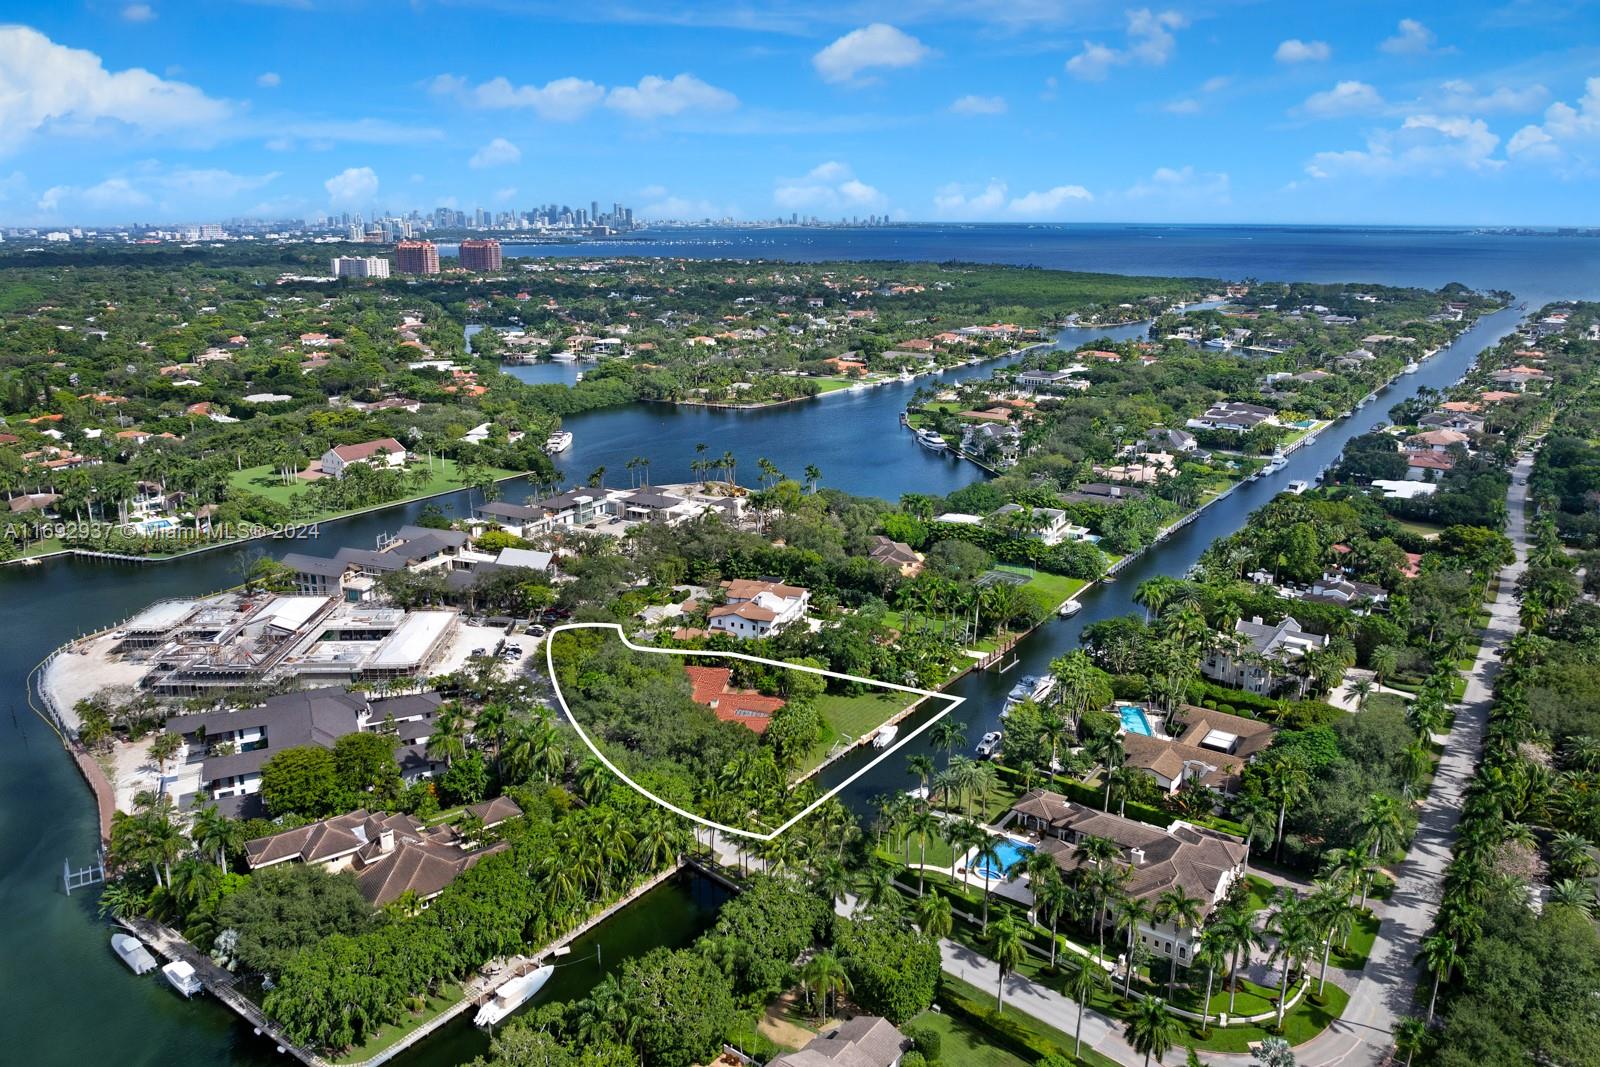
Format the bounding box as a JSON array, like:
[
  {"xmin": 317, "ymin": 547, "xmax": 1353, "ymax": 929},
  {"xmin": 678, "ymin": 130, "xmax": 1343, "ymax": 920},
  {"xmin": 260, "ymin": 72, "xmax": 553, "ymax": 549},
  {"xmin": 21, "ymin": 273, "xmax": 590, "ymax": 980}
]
[
  {"xmin": 1286, "ymin": 480, "xmax": 1310, "ymax": 495},
  {"xmin": 1339, "ymin": 410, "xmax": 1354, "ymax": 419},
  {"xmin": 112, "ymin": 933, "xmax": 157, "ymax": 975},
  {"xmin": 162, "ymin": 960, "xmax": 203, "ymax": 998},
  {"xmin": 871, "ymin": 724, "xmax": 899, "ymax": 749},
  {"xmin": 975, "ymin": 731, "xmax": 1003, "ymax": 758},
  {"xmin": 1058, "ymin": 599, "xmax": 1082, "ymax": 618},
  {"xmin": 1002, "ymin": 674, "xmax": 1055, "ymax": 715},
  {"xmin": 549, "ymin": 351, "xmax": 578, "ymax": 362},
  {"xmin": 544, "ymin": 430, "xmax": 573, "ymax": 454},
  {"xmin": 474, "ymin": 964, "xmax": 555, "ymax": 1027},
  {"xmin": 1402, "ymin": 362, "xmax": 1420, "ymax": 374},
  {"xmin": 914, "ymin": 428, "xmax": 947, "ymax": 452}
]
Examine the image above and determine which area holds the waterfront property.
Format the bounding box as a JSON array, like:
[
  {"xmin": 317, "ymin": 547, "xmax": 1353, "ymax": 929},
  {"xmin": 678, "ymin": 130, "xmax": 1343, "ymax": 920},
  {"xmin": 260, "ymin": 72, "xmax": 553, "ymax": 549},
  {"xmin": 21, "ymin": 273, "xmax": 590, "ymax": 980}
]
[
  {"xmin": 111, "ymin": 592, "xmax": 459, "ymax": 697},
  {"xmin": 166, "ymin": 686, "xmax": 446, "ymax": 814},
  {"xmin": 471, "ymin": 482, "xmax": 746, "ymax": 538},
  {"xmin": 1119, "ymin": 703, "xmax": 1277, "ymax": 795},
  {"xmin": 683, "ymin": 664, "xmax": 786, "ymax": 734},
  {"xmin": 1201, "ymin": 614, "xmax": 1329, "ymax": 696},
  {"xmin": 244, "ymin": 801, "xmax": 519, "ymax": 906},
  {"xmin": 1186, "ymin": 401, "xmax": 1274, "ymax": 432},
  {"xmin": 1009, "ymin": 788, "xmax": 1248, "ymax": 962},
  {"xmin": 868, "ymin": 535, "xmax": 925, "ymax": 577},
  {"xmin": 318, "ymin": 437, "xmax": 409, "ymax": 480}
]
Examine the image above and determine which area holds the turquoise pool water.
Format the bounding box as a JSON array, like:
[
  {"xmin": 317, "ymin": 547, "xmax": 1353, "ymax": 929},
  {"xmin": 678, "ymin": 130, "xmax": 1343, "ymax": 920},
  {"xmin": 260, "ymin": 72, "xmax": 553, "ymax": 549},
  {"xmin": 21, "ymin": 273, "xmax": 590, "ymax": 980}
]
[
  {"xmin": 1119, "ymin": 704, "xmax": 1154, "ymax": 736},
  {"xmin": 972, "ymin": 838, "xmax": 1035, "ymax": 880}
]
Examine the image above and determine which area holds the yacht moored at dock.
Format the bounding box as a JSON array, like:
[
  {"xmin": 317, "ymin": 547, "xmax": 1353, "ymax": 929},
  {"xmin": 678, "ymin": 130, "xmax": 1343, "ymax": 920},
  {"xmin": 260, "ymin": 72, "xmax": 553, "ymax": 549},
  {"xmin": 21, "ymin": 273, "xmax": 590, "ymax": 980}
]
[
  {"xmin": 914, "ymin": 428, "xmax": 948, "ymax": 452},
  {"xmin": 1058, "ymin": 599, "xmax": 1082, "ymax": 618},
  {"xmin": 975, "ymin": 730, "xmax": 1003, "ymax": 758},
  {"xmin": 474, "ymin": 965, "xmax": 555, "ymax": 1028},
  {"xmin": 162, "ymin": 960, "xmax": 203, "ymax": 998},
  {"xmin": 1402, "ymin": 361, "xmax": 1420, "ymax": 374},
  {"xmin": 1002, "ymin": 674, "xmax": 1055, "ymax": 715},
  {"xmin": 871, "ymin": 723, "xmax": 899, "ymax": 749},
  {"xmin": 545, "ymin": 430, "xmax": 574, "ymax": 454},
  {"xmin": 112, "ymin": 933, "xmax": 157, "ymax": 975}
]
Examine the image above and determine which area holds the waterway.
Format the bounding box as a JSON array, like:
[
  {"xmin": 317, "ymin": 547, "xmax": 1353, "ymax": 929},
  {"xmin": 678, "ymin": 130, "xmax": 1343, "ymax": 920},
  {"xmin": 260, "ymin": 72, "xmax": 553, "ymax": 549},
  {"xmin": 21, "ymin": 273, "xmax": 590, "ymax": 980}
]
[{"xmin": 0, "ymin": 226, "xmax": 1587, "ymax": 1067}]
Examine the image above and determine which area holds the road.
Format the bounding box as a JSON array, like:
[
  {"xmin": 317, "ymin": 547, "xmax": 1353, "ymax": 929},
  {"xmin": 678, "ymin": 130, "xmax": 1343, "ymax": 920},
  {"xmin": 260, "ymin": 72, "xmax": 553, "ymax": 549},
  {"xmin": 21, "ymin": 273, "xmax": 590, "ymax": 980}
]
[{"xmin": 935, "ymin": 456, "xmax": 1532, "ymax": 1066}]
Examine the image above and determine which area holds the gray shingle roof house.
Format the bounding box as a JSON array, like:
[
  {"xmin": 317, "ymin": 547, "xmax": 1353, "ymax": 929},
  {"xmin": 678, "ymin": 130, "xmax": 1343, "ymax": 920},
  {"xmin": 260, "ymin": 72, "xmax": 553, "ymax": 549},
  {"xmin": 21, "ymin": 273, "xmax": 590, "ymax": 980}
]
[
  {"xmin": 769, "ymin": 1016, "xmax": 910, "ymax": 1067},
  {"xmin": 1201, "ymin": 614, "xmax": 1329, "ymax": 696}
]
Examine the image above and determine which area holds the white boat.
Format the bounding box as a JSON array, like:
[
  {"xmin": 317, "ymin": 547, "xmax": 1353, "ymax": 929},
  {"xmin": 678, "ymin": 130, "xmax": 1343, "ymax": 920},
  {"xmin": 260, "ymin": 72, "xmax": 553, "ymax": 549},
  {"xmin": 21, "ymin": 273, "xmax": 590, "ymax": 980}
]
[
  {"xmin": 474, "ymin": 964, "xmax": 555, "ymax": 1027},
  {"xmin": 1339, "ymin": 410, "xmax": 1353, "ymax": 419},
  {"xmin": 1058, "ymin": 599, "xmax": 1082, "ymax": 618},
  {"xmin": 975, "ymin": 731, "xmax": 1003, "ymax": 758},
  {"xmin": 914, "ymin": 428, "xmax": 947, "ymax": 452},
  {"xmin": 1286, "ymin": 480, "xmax": 1309, "ymax": 495},
  {"xmin": 550, "ymin": 351, "xmax": 578, "ymax": 362},
  {"xmin": 1002, "ymin": 674, "xmax": 1055, "ymax": 715},
  {"xmin": 544, "ymin": 430, "xmax": 573, "ymax": 454},
  {"xmin": 162, "ymin": 960, "xmax": 203, "ymax": 998},
  {"xmin": 1402, "ymin": 362, "xmax": 1420, "ymax": 374},
  {"xmin": 112, "ymin": 933, "xmax": 157, "ymax": 975},
  {"xmin": 871, "ymin": 724, "xmax": 899, "ymax": 749}
]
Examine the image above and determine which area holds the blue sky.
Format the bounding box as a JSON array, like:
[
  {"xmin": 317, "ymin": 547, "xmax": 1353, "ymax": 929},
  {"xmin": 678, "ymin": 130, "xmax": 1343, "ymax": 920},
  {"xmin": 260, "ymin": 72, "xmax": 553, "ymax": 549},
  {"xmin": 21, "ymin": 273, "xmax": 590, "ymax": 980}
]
[{"xmin": 1, "ymin": 0, "xmax": 1597, "ymax": 226}]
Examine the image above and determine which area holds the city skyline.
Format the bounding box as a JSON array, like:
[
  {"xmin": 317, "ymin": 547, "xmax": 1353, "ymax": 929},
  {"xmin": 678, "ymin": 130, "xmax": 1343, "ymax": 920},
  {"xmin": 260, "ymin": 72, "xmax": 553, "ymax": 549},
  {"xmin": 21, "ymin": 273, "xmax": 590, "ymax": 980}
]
[{"xmin": 0, "ymin": 1, "xmax": 1597, "ymax": 227}]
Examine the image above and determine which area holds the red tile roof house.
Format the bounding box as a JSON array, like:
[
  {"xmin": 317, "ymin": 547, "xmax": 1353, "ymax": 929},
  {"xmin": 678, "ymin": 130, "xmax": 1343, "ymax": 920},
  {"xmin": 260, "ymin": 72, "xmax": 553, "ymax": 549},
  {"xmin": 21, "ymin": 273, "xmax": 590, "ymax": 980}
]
[
  {"xmin": 684, "ymin": 666, "xmax": 786, "ymax": 734},
  {"xmin": 319, "ymin": 437, "xmax": 408, "ymax": 479}
]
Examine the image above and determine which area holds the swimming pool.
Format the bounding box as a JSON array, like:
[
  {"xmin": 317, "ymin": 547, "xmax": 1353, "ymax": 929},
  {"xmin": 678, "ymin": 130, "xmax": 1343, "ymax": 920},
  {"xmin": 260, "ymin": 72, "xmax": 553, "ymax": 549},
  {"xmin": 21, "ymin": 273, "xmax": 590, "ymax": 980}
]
[
  {"xmin": 971, "ymin": 838, "xmax": 1035, "ymax": 880},
  {"xmin": 1119, "ymin": 704, "xmax": 1154, "ymax": 736}
]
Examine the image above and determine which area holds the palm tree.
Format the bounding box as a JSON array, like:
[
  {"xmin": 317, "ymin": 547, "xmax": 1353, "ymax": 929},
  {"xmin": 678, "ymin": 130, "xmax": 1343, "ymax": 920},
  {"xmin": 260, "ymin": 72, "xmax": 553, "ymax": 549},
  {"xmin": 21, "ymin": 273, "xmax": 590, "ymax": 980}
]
[
  {"xmin": 1089, "ymin": 732, "xmax": 1126, "ymax": 811},
  {"xmin": 804, "ymin": 464, "xmax": 821, "ymax": 493},
  {"xmin": 907, "ymin": 809, "xmax": 940, "ymax": 895},
  {"xmin": 1549, "ymin": 831, "xmax": 1597, "ymax": 880},
  {"xmin": 1210, "ymin": 903, "xmax": 1259, "ymax": 1016},
  {"xmin": 917, "ymin": 891, "xmax": 954, "ymax": 941},
  {"xmin": 1155, "ymin": 887, "xmax": 1205, "ymax": 996},
  {"xmin": 1125, "ymin": 994, "xmax": 1180, "ymax": 1067},
  {"xmin": 1066, "ymin": 953, "xmax": 1110, "ymax": 1059},
  {"xmin": 1349, "ymin": 677, "xmax": 1375, "ymax": 709},
  {"xmin": 931, "ymin": 719, "xmax": 967, "ymax": 763},
  {"xmin": 1359, "ymin": 792, "xmax": 1408, "ymax": 862},
  {"xmin": 189, "ymin": 804, "xmax": 240, "ymax": 874},
  {"xmin": 989, "ymin": 916, "xmax": 1028, "ymax": 1012},
  {"xmin": 1392, "ymin": 1016, "xmax": 1428, "ymax": 1067},
  {"xmin": 813, "ymin": 857, "xmax": 852, "ymax": 909},
  {"xmin": 1031, "ymin": 865, "xmax": 1075, "ymax": 969},
  {"xmin": 801, "ymin": 951, "xmax": 851, "ymax": 1023},
  {"xmin": 1265, "ymin": 891, "xmax": 1318, "ymax": 1029},
  {"xmin": 425, "ymin": 712, "xmax": 468, "ymax": 768},
  {"xmin": 1308, "ymin": 879, "xmax": 1359, "ymax": 993},
  {"xmin": 907, "ymin": 753, "xmax": 936, "ymax": 806},
  {"xmin": 972, "ymin": 833, "xmax": 1006, "ymax": 930},
  {"xmin": 1417, "ymin": 930, "xmax": 1459, "ymax": 1022},
  {"xmin": 1261, "ymin": 752, "xmax": 1311, "ymax": 861},
  {"xmin": 1116, "ymin": 895, "xmax": 1153, "ymax": 995},
  {"xmin": 147, "ymin": 731, "xmax": 182, "ymax": 796},
  {"xmin": 1194, "ymin": 930, "xmax": 1228, "ymax": 1036}
]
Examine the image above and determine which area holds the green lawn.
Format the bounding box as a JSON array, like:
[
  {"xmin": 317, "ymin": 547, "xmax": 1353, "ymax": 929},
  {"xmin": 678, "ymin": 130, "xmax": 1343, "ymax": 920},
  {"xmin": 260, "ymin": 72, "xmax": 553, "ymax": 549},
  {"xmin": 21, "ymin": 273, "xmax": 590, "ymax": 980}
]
[
  {"xmin": 799, "ymin": 689, "xmax": 917, "ymax": 772},
  {"xmin": 228, "ymin": 458, "xmax": 516, "ymax": 513},
  {"xmin": 1397, "ymin": 519, "xmax": 1445, "ymax": 540},
  {"xmin": 993, "ymin": 564, "xmax": 1089, "ymax": 608},
  {"xmin": 1240, "ymin": 874, "xmax": 1277, "ymax": 914},
  {"xmin": 1328, "ymin": 910, "xmax": 1380, "ymax": 970},
  {"xmin": 938, "ymin": 973, "xmax": 1125, "ymax": 1067},
  {"xmin": 328, "ymin": 987, "xmax": 465, "ymax": 1064},
  {"xmin": 909, "ymin": 1010, "xmax": 1032, "ymax": 1067},
  {"xmin": 814, "ymin": 377, "xmax": 858, "ymax": 393}
]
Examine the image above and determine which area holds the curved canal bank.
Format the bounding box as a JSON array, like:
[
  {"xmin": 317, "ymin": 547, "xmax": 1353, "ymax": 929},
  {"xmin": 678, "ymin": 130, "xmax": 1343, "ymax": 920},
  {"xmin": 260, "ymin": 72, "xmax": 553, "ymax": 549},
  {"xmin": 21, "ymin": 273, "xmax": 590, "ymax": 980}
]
[{"xmin": 0, "ymin": 237, "xmax": 1572, "ymax": 1067}]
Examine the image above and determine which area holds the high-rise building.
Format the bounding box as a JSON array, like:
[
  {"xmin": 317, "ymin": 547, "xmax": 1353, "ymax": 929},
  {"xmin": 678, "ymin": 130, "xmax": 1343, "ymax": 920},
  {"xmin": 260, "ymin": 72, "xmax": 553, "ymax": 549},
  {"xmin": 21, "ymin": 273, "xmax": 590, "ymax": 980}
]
[
  {"xmin": 331, "ymin": 256, "xmax": 391, "ymax": 279},
  {"xmin": 393, "ymin": 240, "xmax": 440, "ymax": 275},
  {"xmin": 458, "ymin": 238, "xmax": 502, "ymax": 271}
]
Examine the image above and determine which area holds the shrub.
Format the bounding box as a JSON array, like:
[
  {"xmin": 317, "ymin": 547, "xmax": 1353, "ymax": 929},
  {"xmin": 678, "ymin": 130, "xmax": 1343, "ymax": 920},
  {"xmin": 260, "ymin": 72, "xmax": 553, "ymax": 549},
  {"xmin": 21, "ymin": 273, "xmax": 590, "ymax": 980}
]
[{"xmin": 902, "ymin": 1020, "xmax": 942, "ymax": 1062}]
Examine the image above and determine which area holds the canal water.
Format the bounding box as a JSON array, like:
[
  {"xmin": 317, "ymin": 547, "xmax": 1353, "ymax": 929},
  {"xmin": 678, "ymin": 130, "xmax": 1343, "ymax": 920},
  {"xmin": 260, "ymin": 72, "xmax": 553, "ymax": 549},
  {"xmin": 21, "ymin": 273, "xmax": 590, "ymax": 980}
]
[{"xmin": 1, "ymin": 226, "xmax": 1588, "ymax": 1067}]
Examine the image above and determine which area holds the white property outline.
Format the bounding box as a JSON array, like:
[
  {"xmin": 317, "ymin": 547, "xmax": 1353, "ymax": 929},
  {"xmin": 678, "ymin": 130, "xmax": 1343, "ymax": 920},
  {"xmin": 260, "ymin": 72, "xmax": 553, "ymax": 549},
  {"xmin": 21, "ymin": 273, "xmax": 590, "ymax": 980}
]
[{"xmin": 544, "ymin": 622, "xmax": 964, "ymax": 841}]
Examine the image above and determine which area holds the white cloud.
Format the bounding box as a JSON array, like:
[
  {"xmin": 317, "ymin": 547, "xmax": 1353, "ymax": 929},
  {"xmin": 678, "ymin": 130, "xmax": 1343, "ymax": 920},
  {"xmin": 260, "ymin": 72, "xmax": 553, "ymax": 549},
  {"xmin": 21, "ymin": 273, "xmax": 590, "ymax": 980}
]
[
  {"xmin": 121, "ymin": 4, "xmax": 156, "ymax": 22},
  {"xmin": 27, "ymin": 166, "xmax": 278, "ymax": 219},
  {"xmin": 605, "ymin": 74, "xmax": 738, "ymax": 119},
  {"xmin": 257, "ymin": 72, "xmax": 281, "ymax": 88},
  {"xmin": 468, "ymin": 137, "xmax": 521, "ymax": 169},
  {"xmin": 271, "ymin": 118, "xmax": 444, "ymax": 149},
  {"xmin": 1381, "ymin": 18, "xmax": 1438, "ymax": 55},
  {"xmin": 1124, "ymin": 165, "xmax": 1231, "ymax": 203},
  {"xmin": 639, "ymin": 193, "xmax": 737, "ymax": 220},
  {"xmin": 1275, "ymin": 39, "xmax": 1330, "ymax": 63},
  {"xmin": 0, "ymin": 27, "xmax": 230, "ymax": 151},
  {"xmin": 81, "ymin": 177, "xmax": 151, "ymax": 209},
  {"xmin": 156, "ymin": 167, "xmax": 279, "ymax": 199},
  {"xmin": 1165, "ymin": 76, "xmax": 1229, "ymax": 115},
  {"xmin": 449, "ymin": 75, "xmax": 607, "ymax": 120},
  {"xmin": 1301, "ymin": 80, "xmax": 1386, "ymax": 118},
  {"xmin": 1307, "ymin": 114, "xmax": 1502, "ymax": 177},
  {"xmin": 932, "ymin": 178, "xmax": 1091, "ymax": 218},
  {"xmin": 324, "ymin": 166, "xmax": 378, "ymax": 205},
  {"xmin": 493, "ymin": 186, "xmax": 518, "ymax": 203},
  {"xmin": 1164, "ymin": 98, "xmax": 1202, "ymax": 115},
  {"xmin": 775, "ymin": 161, "xmax": 886, "ymax": 212},
  {"xmin": 813, "ymin": 24, "xmax": 932, "ymax": 86},
  {"xmin": 1507, "ymin": 77, "xmax": 1600, "ymax": 165},
  {"xmin": 1066, "ymin": 9, "xmax": 1186, "ymax": 81},
  {"xmin": 950, "ymin": 94, "xmax": 1007, "ymax": 116},
  {"xmin": 1431, "ymin": 79, "xmax": 1548, "ymax": 115},
  {"xmin": 1009, "ymin": 185, "xmax": 1093, "ymax": 215}
]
